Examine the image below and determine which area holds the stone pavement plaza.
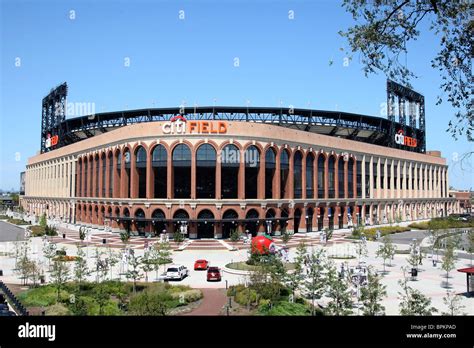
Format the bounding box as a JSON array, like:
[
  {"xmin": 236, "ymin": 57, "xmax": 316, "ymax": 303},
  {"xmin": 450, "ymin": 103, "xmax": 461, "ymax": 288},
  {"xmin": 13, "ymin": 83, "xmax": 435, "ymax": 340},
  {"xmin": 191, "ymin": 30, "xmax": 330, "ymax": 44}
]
[{"xmin": 0, "ymin": 224, "xmax": 472, "ymax": 315}]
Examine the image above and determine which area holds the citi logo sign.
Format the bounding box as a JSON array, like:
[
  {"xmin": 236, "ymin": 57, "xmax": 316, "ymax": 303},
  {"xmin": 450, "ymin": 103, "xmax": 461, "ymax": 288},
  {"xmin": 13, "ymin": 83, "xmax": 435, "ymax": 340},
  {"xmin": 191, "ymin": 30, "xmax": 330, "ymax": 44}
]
[
  {"xmin": 394, "ymin": 130, "xmax": 417, "ymax": 148},
  {"xmin": 45, "ymin": 133, "xmax": 59, "ymax": 148},
  {"xmin": 162, "ymin": 115, "xmax": 227, "ymax": 135},
  {"xmin": 18, "ymin": 322, "xmax": 56, "ymax": 341}
]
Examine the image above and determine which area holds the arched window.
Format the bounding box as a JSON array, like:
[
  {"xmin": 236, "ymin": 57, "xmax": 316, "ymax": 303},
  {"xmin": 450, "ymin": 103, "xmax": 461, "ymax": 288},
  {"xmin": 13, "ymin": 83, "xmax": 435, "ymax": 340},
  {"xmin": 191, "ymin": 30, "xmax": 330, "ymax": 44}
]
[
  {"xmin": 328, "ymin": 156, "xmax": 336, "ymax": 198},
  {"xmin": 317, "ymin": 155, "xmax": 325, "ymax": 198},
  {"xmin": 116, "ymin": 151, "xmax": 122, "ymax": 197},
  {"xmin": 136, "ymin": 147, "xmax": 147, "ymax": 198},
  {"xmin": 84, "ymin": 158, "xmax": 88, "ymax": 197},
  {"xmin": 293, "ymin": 151, "xmax": 303, "ymax": 198},
  {"xmin": 95, "ymin": 155, "xmax": 100, "ymax": 197},
  {"xmin": 348, "ymin": 158, "xmax": 354, "ymax": 198},
  {"xmin": 221, "ymin": 144, "xmax": 240, "ymax": 199},
  {"xmin": 265, "ymin": 148, "xmax": 276, "ymax": 199},
  {"xmin": 280, "ymin": 149, "xmax": 290, "ymax": 198},
  {"xmin": 172, "ymin": 144, "xmax": 191, "ymax": 198},
  {"xmin": 245, "ymin": 146, "xmax": 260, "ymax": 199},
  {"xmin": 152, "ymin": 145, "xmax": 167, "ymax": 198},
  {"xmin": 306, "ymin": 153, "xmax": 314, "ymax": 198},
  {"xmin": 196, "ymin": 144, "xmax": 216, "ymax": 199},
  {"xmin": 77, "ymin": 159, "xmax": 82, "ymax": 197},
  {"xmin": 338, "ymin": 156, "xmax": 345, "ymax": 198}
]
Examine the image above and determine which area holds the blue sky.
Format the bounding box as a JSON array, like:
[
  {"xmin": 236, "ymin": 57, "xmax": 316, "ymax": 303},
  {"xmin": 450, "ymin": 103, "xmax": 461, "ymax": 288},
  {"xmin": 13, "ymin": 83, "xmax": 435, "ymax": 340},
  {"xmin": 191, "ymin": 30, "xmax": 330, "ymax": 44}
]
[{"xmin": 1, "ymin": 0, "xmax": 472, "ymax": 191}]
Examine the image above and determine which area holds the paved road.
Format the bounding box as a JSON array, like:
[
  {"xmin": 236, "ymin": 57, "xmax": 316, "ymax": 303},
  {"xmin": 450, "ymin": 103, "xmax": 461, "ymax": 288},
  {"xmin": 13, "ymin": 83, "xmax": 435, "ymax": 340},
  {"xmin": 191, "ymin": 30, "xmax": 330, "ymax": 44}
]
[
  {"xmin": 386, "ymin": 230, "xmax": 427, "ymax": 245},
  {"xmin": 183, "ymin": 288, "xmax": 227, "ymax": 316},
  {"xmin": 0, "ymin": 221, "xmax": 25, "ymax": 242}
]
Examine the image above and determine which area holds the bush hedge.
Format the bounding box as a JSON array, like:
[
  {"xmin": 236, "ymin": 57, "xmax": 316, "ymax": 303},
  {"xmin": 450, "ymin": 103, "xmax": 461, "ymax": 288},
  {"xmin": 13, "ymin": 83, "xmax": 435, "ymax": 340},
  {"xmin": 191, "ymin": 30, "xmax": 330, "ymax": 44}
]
[
  {"xmin": 7, "ymin": 218, "xmax": 29, "ymax": 225},
  {"xmin": 409, "ymin": 217, "xmax": 474, "ymax": 230}
]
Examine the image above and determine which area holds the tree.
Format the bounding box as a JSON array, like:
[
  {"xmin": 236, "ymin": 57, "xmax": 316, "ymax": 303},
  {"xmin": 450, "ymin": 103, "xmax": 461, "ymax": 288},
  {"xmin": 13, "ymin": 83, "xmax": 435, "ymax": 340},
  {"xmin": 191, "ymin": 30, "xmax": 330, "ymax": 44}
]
[
  {"xmin": 325, "ymin": 263, "xmax": 353, "ymax": 316},
  {"xmin": 94, "ymin": 283, "xmax": 110, "ymax": 315},
  {"xmin": 120, "ymin": 230, "xmax": 130, "ymax": 245},
  {"xmin": 355, "ymin": 239, "xmax": 368, "ymax": 264},
  {"xmin": 248, "ymin": 256, "xmax": 285, "ymax": 308},
  {"xmin": 154, "ymin": 241, "xmax": 173, "ymax": 277},
  {"xmin": 39, "ymin": 213, "xmax": 47, "ymax": 228},
  {"xmin": 324, "ymin": 228, "xmax": 333, "ymax": 243},
  {"xmin": 376, "ymin": 235, "xmax": 396, "ymax": 273},
  {"xmin": 79, "ymin": 227, "xmax": 86, "ymax": 243},
  {"xmin": 303, "ymin": 248, "xmax": 328, "ymax": 316},
  {"xmin": 360, "ymin": 267, "xmax": 387, "ymax": 316},
  {"xmin": 173, "ymin": 230, "xmax": 184, "ymax": 247},
  {"xmin": 128, "ymin": 286, "xmax": 173, "ymax": 316},
  {"xmin": 141, "ymin": 250, "xmax": 154, "ymax": 282},
  {"xmin": 74, "ymin": 245, "xmax": 90, "ymax": 285},
  {"xmin": 50, "ymin": 260, "xmax": 70, "ymax": 301},
  {"xmin": 42, "ymin": 240, "xmax": 57, "ymax": 271},
  {"xmin": 281, "ymin": 229, "xmax": 291, "ymax": 244},
  {"xmin": 93, "ymin": 248, "xmax": 108, "ymax": 283},
  {"xmin": 398, "ymin": 267, "xmax": 437, "ymax": 315},
  {"xmin": 406, "ymin": 241, "xmax": 421, "ymax": 272},
  {"xmin": 229, "ymin": 228, "xmax": 241, "ymax": 249},
  {"xmin": 106, "ymin": 247, "xmax": 119, "ymax": 281},
  {"xmin": 441, "ymin": 238, "xmax": 456, "ymax": 288},
  {"xmin": 340, "ymin": 1, "xmax": 473, "ymax": 142},
  {"xmin": 442, "ymin": 291, "xmax": 466, "ymax": 316},
  {"xmin": 283, "ymin": 242, "xmax": 306, "ymax": 301},
  {"xmin": 125, "ymin": 252, "xmax": 143, "ymax": 293}
]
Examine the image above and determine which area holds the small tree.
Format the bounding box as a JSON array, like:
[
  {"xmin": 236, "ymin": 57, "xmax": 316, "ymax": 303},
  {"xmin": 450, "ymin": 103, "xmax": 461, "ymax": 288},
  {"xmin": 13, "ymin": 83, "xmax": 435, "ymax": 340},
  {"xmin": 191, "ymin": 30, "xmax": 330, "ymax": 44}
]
[
  {"xmin": 406, "ymin": 241, "xmax": 420, "ymax": 272},
  {"xmin": 441, "ymin": 239, "xmax": 456, "ymax": 288},
  {"xmin": 120, "ymin": 230, "xmax": 130, "ymax": 245},
  {"xmin": 283, "ymin": 242, "xmax": 306, "ymax": 301},
  {"xmin": 324, "ymin": 228, "xmax": 333, "ymax": 243},
  {"xmin": 42, "ymin": 241, "xmax": 57, "ymax": 271},
  {"xmin": 398, "ymin": 267, "xmax": 437, "ymax": 316},
  {"xmin": 360, "ymin": 267, "xmax": 387, "ymax": 316},
  {"xmin": 325, "ymin": 263, "xmax": 353, "ymax": 316},
  {"xmin": 229, "ymin": 228, "xmax": 240, "ymax": 249},
  {"xmin": 106, "ymin": 247, "xmax": 119, "ymax": 281},
  {"xmin": 442, "ymin": 291, "xmax": 466, "ymax": 316},
  {"xmin": 173, "ymin": 230, "xmax": 184, "ymax": 247},
  {"xmin": 376, "ymin": 235, "xmax": 396, "ymax": 274},
  {"xmin": 141, "ymin": 250, "xmax": 154, "ymax": 282},
  {"xmin": 50, "ymin": 260, "xmax": 71, "ymax": 301},
  {"xmin": 39, "ymin": 213, "xmax": 47, "ymax": 228},
  {"xmin": 303, "ymin": 248, "xmax": 328, "ymax": 316},
  {"xmin": 155, "ymin": 241, "xmax": 173, "ymax": 276},
  {"xmin": 79, "ymin": 227, "xmax": 86, "ymax": 243},
  {"xmin": 94, "ymin": 283, "xmax": 110, "ymax": 315},
  {"xmin": 74, "ymin": 245, "xmax": 90, "ymax": 285},
  {"xmin": 281, "ymin": 229, "xmax": 291, "ymax": 244},
  {"xmin": 355, "ymin": 239, "xmax": 368, "ymax": 265},
  {"xmin": 125, "ymin": 252, "xmax": 143, "ymax": 293},
  {"xmin": 352, "ymin": 224, "xmax": 365, "ymax": 238}
]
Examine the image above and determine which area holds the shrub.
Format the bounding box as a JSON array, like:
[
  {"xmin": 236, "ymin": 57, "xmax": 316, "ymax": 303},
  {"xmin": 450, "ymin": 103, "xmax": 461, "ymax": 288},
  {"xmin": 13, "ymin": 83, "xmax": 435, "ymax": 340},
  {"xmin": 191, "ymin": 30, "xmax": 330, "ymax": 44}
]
[
  {"xmin": 259, "ymin": 301, "xmax": 311, "ymax": 316},
  {"xmin": 363, "ymin": 226, "xmax": 410, "ymax": 240},
  {"xmin": 234, "ymin": 288, "xmax": 257, "ymax": 306},
  {"xmin": 7, "ymin": 218, "xmax": 29, "ymax": 225},
  {"xmin": 408, "ymin": 222, "xmax": 429, "ymax": 230},
  {"xmin": 45, "ymin": 303, "xmax": 70, "ymax": 316},
  {"xmin": 18, "ymin": 285, "xmax": 61, "ymax": 307},
  {"xmin": 30, "ymin": 225, "xmax": 46, "ymax": 236},
  {"xmin": 170, "ymin": 289, "xmax": 203, "ymax": 304}
]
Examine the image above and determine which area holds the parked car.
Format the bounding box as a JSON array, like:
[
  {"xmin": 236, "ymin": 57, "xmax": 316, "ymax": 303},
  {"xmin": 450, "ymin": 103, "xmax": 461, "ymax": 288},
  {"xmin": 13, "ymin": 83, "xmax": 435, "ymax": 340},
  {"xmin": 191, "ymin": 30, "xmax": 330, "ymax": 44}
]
[
  {"xmin": 165, "ymin": 265, "xmax": 188, "ymax": 280},
  {"xmin": 207, "ymin": 267, "xmax": 222, "ymax": 282},
  {"xmin": 194, "ymin": 259, "xmax": 209, "ymax": 270}
]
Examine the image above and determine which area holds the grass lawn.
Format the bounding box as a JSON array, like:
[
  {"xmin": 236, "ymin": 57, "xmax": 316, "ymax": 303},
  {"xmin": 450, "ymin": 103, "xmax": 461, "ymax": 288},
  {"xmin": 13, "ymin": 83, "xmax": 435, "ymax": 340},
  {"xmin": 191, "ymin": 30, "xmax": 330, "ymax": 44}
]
[{"xmin": 226, "ymin": 261, "xmax": 296, "ymax": 271}]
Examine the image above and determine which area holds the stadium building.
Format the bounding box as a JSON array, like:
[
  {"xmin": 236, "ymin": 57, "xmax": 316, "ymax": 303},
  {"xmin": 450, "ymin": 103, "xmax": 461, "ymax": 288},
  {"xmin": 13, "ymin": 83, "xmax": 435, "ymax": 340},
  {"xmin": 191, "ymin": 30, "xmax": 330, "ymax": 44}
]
[{"xmin": 20, "ymin": 82, "xmax": 459, "ymax": 238}]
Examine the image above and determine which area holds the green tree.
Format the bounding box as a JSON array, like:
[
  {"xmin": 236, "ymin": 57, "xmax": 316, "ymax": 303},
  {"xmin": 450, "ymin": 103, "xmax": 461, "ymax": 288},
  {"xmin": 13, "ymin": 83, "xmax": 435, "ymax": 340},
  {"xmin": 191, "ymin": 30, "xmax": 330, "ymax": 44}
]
[
  {"xmin": 94, "ymin": 283, "xmax": 110, "ymax": 315},
  {"xmin": 324, "ymin": 228, "xmax": 333, "ymax": 243},
  {"xmin": 125, "ymin": 252, "xmax": 143, "ymax": 293},
  {"xmin": 406, "ymin": 241, "xmax": 420, "ymax": 272},
  {"xmin": 441, "ymin": 239, "xmax": 456, "ymax": 288},
  {"xmin": 229, "ymin": 228, "xmax": 240, "ymax": 249},
  {"xmin": 398, "ymin": 267, "xmax": 437, "ymax": 315},
  {"xmin": 106, "ymin": 247, "xmax": 119, "ymax": 281},
  {"xmin": 360, "ymin": 267, "xmax": 387, "ymax": 316},
  {"xmin": 173, "ymin": 230, "xmax": 184, "ymax": 247},
  {"xmin": 283, "ymin": 242, "xmax": 306, "ymax": 301},
  {"xmin": 303, "ymin": 248, "xmax": 328, "ymax": 316},
  {"xmin": 141, "ymin": 250, "xmax": 154, "ymax": 282},
  {"xmin": 340, "ymin": 0, "xmax": 473, "ymax": 142},
  {"xmin": 120, "ymin": 230, "xmax": 130, "ymax": 245},
  {"xmin": 281, "ymin": 229, "xmax": 291, "ymax": 244},
  {"xmin": 325, "ymin": 263, "xmax": 353, "ymax": 316},
  {"xmin": 39, "ymin": 213, "xmax": 47, "ymax": 228},
  {"xmin": 154, "ymin": 241, "xmax": 173, "ymax": 277},
  {"xmin": 74, "ymin": 245, "xmax": 90, "ymax": 285},
  {"xmin": 355, "ymin": 239, "xmax": 368, "ymax": 265},
  {"xmin": 42, "ymin": 240, "xmax": 57, "ymax": 271},
  {"xmin": 79, "ymin": 227, "xmax": 86, "ymax": 243},
  {"xmin": 442, "ymin": 291, "xmax": 466, "ymax": 316},
  {"xmin": 376, "ymin": 235, "xmax": 396, "ymax": 273},
  {"xmin": 248, "ymin": 256, "xmax": 285, "ymax": 308},
  {"xmin": 50, "ymin": 260, "xmax": 71, "ymax": 301}
]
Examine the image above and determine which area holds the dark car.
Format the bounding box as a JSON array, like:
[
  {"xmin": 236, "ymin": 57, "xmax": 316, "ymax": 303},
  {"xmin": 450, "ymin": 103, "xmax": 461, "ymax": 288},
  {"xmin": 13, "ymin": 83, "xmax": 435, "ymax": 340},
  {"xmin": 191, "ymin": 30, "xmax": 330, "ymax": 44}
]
[{"xmin": 207, "ymin": 267, "xmax": 222, "ymax": 282}]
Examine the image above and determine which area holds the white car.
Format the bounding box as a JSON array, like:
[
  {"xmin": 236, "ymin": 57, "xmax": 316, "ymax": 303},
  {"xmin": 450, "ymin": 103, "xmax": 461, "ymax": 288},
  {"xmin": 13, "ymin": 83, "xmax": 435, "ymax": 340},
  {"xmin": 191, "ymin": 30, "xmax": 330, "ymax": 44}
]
[{"xmin": 165, "ymin": 265, "xmax": 188, "ymax": 280}]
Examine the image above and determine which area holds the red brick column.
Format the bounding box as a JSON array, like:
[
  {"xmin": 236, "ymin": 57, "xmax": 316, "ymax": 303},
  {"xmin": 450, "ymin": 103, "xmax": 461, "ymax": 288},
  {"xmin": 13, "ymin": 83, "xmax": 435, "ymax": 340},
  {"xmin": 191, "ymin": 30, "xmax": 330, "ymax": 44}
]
[
  {"xmin": 274, "ymin": 150, "xmax": 281, "ymax": 199},
  {"xmin": 323, "ymin": 205, "xmax": 329, "ymax": 229},
  {"xmin": 191, "ymin": 148, "xmax": 196, "ymax": 199},
  {"xmin": 81, "ymin": 158, "xmax": 86, "ymax": 197},
  {"xmin": 92, "ymin": 156, "xmax": 98, "ymax": 198},
  {"xmin": 353, "ymin": 158, "xmax": 357, "ymax": 199},
  {"xmin": 99, "ymin": 155, "xmax": 104, "ymax": 198},
  {"xmin": 288, "ymin": 151, "xmax": 294, "ymax": 199},
  {"xmin": 216, "ymin": 154, "xmax": 222, "ymax": 199},
  {"xmin": 286, "ymin": 206, "xmax": 294, "ymax": 232},
  {"xmin": 105, "ymin": 154, "xmax": 110, "ymax": 198},
  {"xmin": 334, "ymin": 206, "xmax": 340, "ymax": 229},
  {"xmin": 146, "ymin": 151, "xmax": 153, "ymax": 199},
  {"xmin": 313, "ymin": 154, "xmax": 317, "ymax": 199},
  {"xmin": 344, "ymin": 157, "xmax": 349, "ymax": 199},
  {"xmin": 120, "ymin": 153, "xmax": 127, "ymax": 198},
  {"xmin": 257, "ymin": 150, "xmax": 265, "ymax": 199},
  {"xmin": 324, "ymin": 155, "xmax": 329, "ymax": 199},
  {"xmin": 167, "ymin": 152, "xmax": 173, "ymax": 199},
  {"xmin": 342, "ymin": 205, "xmax": 348, "ymax": 227},
  {"xmin": 113, "ymin": 154, "xmax": 120, "ymax": 198},
  {"xmin": 334, "ymin": 156, "xmax": 339, "ymax": 199}
]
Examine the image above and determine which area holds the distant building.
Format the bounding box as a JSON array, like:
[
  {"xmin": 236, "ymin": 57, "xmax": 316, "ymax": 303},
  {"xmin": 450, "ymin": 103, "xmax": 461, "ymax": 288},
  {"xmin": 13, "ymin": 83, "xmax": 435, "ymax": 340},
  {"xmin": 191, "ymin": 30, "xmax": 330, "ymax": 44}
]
[
  {"xmin": 449, "ymin": 190, "xmax": 472, "ymax": 214},
  {"xmin": 20, "ymin": 171, "xmax": 25, "ymax": 195}
]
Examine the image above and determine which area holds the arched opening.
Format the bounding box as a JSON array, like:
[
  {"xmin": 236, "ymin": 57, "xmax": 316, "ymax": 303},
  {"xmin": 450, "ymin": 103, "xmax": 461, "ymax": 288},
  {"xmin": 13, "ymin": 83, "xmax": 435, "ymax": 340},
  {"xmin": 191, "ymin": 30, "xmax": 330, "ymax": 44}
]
[
  {"xmin": 338, "ymin": 156, "xmax": 345, "ymax": 198},
  {"xmin": 197, "ymin": 209, "xmax": 215, "ymax": 238},
  {"xmin": 101, "ymin": 153, "xmax": 106, "ymax": 197},
  {"xmin": 280, "ymin": 209, "xmax": 289, "ymax": 235},
  {"xmin": 84, "ymin": 158, "xmax": 88, "ymax": 197},
  {"xmin": 135, "ymin": 147, "xmax": 147, "ymax": 198},
  {"xmin": 221, "ymin": 144, "xmax": 240, "ymax": 198},
  {"xmin": 293, "ymin": 208, "xmax": 302, "ymax": 233},
  {"xmin": 328, "ymin": 156, "xmax": 336, "ymax": 199},
  {"xmin": 173, "ymin": 209, "xmax": 189, "ymax": 238},
  {"xmin": 95, "ymin": 154, "xmax": 100, "ymax": 197},
  {"xmin": 123, "ymin": 149, "xmax": 131, "ymax": 198},
  {"xmin": 100, "ymin": 206, "xmax": 105, "ymax": 225},
  {"xmin": 77, "ymin": 158, "xmax": 82, "ymax": 197},
  {"xmin": 222, "ymin": 209, "xmax": 238, "ymax": 239},
  {"xmin": 115, "ymin": 150, "xmax": 122, "ymax": 197},
  {"xmin": 280, "ymin": 149, "xmax": 290, "ymax": 198},
  {"xmin": 293, "ymin": 151, "xmax": 303, "ymax": 198},
  {"xmin": 265, "ymin": 148, "xmax": 276, "ymax": 199},
  {"xmin": 196, "ymin": 144, "xmax": 216, "ymax": 198},
  {"xmin": 245, "ymin": 146, "xmax": 260, "ymax": 199},
  {"xmin": 348, "ymin": 157, "xmax": 354, "ymax": 198},
  {"xmin": 245, "ymin": 209, "xmax": 259, "ymax": 237},
  {"xmin": 172, "ymin": 144, "xmax": 191, "ymax": 198},
  {"xmin": 317, "ymin": 207, "xmax": 324, "ymax": 231},
  {"xmin": 265, "ymin": 208, "xmax": 277, "ymax": 234},
  {"xmin": 134, "ymin": 208, "xmax": 146, "ymax": 235},
  {"xmin": 317, "ymin": 154, "xmax": 325, "ymax": 198},
  {"xmin": 306, "ymin": 207, "xmax": 314, "ymax": 232},
  {"xmin": 151, "ymin": 209, "xmax": 166, "ymax": 235},
  {"xmin": 152, "ymin": 144, "xmax": 167, "ymax": 198},
  {"xmin": 306, "ymin": 153, "xmax": 314, "ymax": 198},
  {"xmin": 328, "ymin": 206, "xmax": 334, "ymax": 230},
  {"xmin": 123, "ymin": 207, "xmax": 131, "ymax": 233}
]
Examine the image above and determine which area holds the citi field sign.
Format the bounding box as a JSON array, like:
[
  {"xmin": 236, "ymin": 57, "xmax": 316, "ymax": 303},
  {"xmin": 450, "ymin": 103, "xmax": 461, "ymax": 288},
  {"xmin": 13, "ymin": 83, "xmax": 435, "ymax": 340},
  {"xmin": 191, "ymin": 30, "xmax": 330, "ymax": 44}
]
[
  {"xmin": 162, "ymin": 115, "xmax": 227, "ymax": 135},
  {"xmin": 394, "ymin": 130, "xmax": 417, "ymax": 148}
]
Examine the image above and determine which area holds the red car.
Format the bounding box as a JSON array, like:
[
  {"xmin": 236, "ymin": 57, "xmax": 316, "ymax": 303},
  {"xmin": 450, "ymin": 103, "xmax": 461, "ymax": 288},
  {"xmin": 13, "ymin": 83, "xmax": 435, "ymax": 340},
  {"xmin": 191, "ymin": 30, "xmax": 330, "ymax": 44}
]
[
  {"xmin": 194, "ymin": 259, "xmax": 209, "ymax": 270},
  {"xmin": 207, "ymin": 267, "xmax": 222, "ymax": 282}
]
